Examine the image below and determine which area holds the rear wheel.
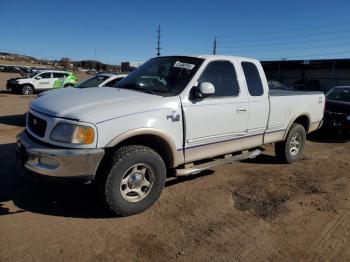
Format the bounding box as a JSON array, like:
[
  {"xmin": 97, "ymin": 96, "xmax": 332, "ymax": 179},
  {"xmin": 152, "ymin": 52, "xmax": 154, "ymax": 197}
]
[
  {"xmin": 97, "ymin": 145, "xmax": 166, "ymax": 216},
  {"xmin": 21, "ymin": 84, "xmax": 34, "ymax": 95},
  {"xmin": 275, "ymin": 123, "xmax": 306, "ymax": 163}
]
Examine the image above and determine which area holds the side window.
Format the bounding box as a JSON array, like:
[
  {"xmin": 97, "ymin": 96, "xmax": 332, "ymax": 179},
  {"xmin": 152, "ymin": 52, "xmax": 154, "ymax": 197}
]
[
  {"xmin": 53, "ymin": 73, "xmax": 65, "ymax": 78},
  {"xmin": 198, "ymin": 61, "xmax": 239, "ymax": 97},
  {"xmin": 38, "ymin": 72, "xmax": 51, "ymax": 79},
  {"xmin": 241, "ymin": 62, "xmax": 264, "ymax": 96}
]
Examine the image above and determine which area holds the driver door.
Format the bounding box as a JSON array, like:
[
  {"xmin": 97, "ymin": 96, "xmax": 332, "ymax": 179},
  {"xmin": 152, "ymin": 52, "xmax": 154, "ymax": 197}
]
[
  {"xmin": 34, "ymin": 72, "xmax": 54, "ymax": 90},
  {"xmin": 182, "ymin": 60, "xmax": 250, "ymax": 163}
]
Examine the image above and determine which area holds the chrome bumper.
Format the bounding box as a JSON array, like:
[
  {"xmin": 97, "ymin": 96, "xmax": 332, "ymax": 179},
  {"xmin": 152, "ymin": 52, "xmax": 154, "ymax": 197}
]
[{"xmin": 16, "ymin": 131, "xmax": 105, "ymax": 181}]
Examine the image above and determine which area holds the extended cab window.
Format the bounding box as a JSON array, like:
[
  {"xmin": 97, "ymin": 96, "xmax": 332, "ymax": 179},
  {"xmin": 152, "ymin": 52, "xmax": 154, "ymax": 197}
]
[
  {"xmin": 242, "ymin": 62, "xmax": 264, "ymax": 96},
  {"xmin": 198, "ymin": 61, "xmax": 239, "ymax": 97}
]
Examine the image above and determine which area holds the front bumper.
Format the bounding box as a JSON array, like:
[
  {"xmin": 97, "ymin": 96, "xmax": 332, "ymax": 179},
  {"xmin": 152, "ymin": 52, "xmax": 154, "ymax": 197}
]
[
  {"xmin": 16, "ymin": 131, "xmax": 105, "ymax": 182},
  {"xmin": 7, "ymin": 82, "xmax": 22, "ymax": 91}
]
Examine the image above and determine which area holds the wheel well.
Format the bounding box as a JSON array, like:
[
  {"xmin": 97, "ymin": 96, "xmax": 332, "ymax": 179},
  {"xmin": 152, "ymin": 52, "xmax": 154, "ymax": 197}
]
[
  {"xmin": 107, "ymin": 134, "xmax": 174, "ymax": 168},
  {"xmin": 22, "ymin": 83, "xmax": 34, "ymax": 89},
  {"xmin": 293, "ymin": 115, "xmax": 310, "ymax": 132}
]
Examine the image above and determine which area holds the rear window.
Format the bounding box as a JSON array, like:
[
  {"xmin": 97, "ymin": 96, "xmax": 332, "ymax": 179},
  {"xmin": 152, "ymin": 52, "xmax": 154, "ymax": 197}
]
[
  {"xmin": 53, "ymin": 73, "xmax": 65, "ymax": 78},
  {"xmin": 242, "ymin": 62, "xmax": 264, "ymax": 96}
]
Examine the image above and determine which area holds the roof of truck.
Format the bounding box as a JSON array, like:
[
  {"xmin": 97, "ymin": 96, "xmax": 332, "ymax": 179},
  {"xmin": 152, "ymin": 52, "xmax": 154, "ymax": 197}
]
[{"xmin": 162, "ymin": 54, "xmax": 260, "ymax": 62}]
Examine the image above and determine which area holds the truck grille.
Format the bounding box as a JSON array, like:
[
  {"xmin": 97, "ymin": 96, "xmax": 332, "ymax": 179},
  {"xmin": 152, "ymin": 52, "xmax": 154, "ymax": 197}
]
[{"xmin": 28, "ymin": 112, "xmax": 47, "ymax": 137}]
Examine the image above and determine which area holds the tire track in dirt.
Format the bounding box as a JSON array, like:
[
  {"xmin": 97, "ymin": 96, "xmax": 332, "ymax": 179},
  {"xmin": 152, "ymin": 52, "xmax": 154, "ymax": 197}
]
[{"xmin": 310, "ymin": 208, "xmax": 350, "ymax": 261}]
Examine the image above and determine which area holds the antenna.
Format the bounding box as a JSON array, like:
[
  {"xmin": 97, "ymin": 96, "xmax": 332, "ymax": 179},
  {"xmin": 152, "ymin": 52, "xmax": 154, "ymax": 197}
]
[
  {"xmin": 213, "ymin": 36, "xmax": 217, "ymax": 55},
  {"xmin": 156, "ymin": 25, "xmax": 161, "ymax": 56}
]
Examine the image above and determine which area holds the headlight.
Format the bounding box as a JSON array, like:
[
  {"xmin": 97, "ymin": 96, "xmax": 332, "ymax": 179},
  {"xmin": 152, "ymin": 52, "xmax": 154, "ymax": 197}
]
[
  {"xmin": 50, "ymin": 123, "xmax": 95, "ymax": 144},
  {"xmin": 347, "ymin": 115, "xmax": 350, "ymax": 121}
]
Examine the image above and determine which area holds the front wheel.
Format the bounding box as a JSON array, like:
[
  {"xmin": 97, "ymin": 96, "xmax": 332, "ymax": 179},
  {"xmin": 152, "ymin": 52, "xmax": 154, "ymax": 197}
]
[
  {"xmin": 21, "ymin": 84, "xmax": 34, "ymax": 95},
  {"xmin": 98, "ymin": 145, "xmax": 166, "ymax": 216},
  {"xmin": 275, "ymin": 123, "xmax": 306, "ymax": 163}
]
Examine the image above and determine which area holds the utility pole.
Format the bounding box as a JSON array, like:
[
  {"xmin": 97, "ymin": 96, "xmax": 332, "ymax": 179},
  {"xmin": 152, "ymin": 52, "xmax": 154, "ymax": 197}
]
[
  {"xmin": 156, "ymin": 24, "xmax": 161, "ymax": 56},
  {"xmin": 94, "ymin": 48, "xmax": 97, "ymax": 69},
  {"xmin": 213, "ymin": 36, "xmax": 217, "ymax": 55}
]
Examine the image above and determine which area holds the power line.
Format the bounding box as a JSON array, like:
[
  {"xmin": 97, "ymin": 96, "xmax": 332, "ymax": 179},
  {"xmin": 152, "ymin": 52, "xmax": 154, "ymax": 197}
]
[
  {"xmin": 218, "ymin": 28, "xmax": 350, "ymax": 45},
  {"xmin": 218, "ymin": 21, "xmax": 350, "ymax": 38},
  {"xmin": 219, "ymin": 40, "xmax": 350, "ymax": 53},
  {"xmin": 219, "ymin": 35, "xmax": 350, "ymax": 49},
  {"xmin": 258, "ymin": 50, "xmax": 350, "ymax": 60}
]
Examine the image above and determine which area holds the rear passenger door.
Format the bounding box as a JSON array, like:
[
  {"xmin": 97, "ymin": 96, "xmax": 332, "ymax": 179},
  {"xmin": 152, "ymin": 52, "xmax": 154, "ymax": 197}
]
[
  {"xmin": 240, "ymin": 61, "xmax": 269, "ymax": 148},
  {"xmin": 52, "ymin": 72, "xmax": 66, "ymax": 88}
]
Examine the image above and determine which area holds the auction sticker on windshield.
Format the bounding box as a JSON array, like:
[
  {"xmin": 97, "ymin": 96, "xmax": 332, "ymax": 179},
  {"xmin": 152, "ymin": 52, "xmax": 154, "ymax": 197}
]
[{"xmin": 173, "ymin": 61, "xmax": 195, "ymax": 70}]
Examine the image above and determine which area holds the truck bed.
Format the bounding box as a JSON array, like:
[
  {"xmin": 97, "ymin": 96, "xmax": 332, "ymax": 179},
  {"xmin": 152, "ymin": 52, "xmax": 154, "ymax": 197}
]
[{"xmin": 269, "ymin": 89, "xmax": 323, "ymax": 96}]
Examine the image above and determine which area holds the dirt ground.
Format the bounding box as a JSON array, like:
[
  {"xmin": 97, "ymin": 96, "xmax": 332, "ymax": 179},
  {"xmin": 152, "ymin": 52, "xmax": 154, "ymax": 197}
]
[{"xmin": 0, "ymin": 72, "xmax": 350, "ymax": 261}]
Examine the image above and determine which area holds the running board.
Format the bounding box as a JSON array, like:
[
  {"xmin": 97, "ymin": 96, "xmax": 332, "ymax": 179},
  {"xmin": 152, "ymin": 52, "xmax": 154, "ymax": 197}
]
[{"xmin": 175, "ymin": 149, "xmax": 262, "ymax": 177}]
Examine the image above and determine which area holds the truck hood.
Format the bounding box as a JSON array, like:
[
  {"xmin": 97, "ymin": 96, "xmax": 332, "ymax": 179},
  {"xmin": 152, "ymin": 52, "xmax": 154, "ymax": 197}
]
[{"xmin": 30, "ymin": 87, "xmax": 167, "ymax": 123}]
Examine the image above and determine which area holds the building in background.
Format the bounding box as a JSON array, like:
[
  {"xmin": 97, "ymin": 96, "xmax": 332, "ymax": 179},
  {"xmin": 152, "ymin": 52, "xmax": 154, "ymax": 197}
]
[
  {"xmin": 121, "ymin": 61, "xmax": 144, "ymax": 72},
  {"xmin": 262, "ymin": 58, "xmax": 350, "ymax": 92}
]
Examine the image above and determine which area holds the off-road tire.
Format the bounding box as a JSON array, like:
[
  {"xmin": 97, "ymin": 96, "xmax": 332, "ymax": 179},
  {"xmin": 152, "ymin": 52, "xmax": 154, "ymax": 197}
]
[
  {"xmin": 275, "ymin": 123, "xmax": 306, "ymax": 164},
  {"xmin": 21, "ymin": 84, "xmax": 34, "ymax": 95},
  {"xmin": 97, "ymin": 145, "xmax": 166, "ymax": 216}
]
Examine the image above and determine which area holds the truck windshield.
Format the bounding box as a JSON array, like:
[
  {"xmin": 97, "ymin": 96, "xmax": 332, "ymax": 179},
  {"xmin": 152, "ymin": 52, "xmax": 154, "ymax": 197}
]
[
  {"xmin": 327, "ymin": 87, "xmax": 350, "ymax": 102},
  {"xmin": 116, "ymin": 56, "xmax": 204, "ymax": 96}
]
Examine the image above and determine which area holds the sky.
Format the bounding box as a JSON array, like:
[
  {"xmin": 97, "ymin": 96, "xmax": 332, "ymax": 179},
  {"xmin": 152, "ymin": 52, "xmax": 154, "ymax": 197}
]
[{"xmin": 0, "ymin": 0, "xmax": 350, "ymax": 64}]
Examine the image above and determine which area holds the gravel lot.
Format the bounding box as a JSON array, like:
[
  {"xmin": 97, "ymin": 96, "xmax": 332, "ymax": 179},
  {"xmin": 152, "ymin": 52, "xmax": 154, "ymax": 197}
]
[{"xmin": 0, "ymin": 72, "xmax": 350, "ymax": 261}]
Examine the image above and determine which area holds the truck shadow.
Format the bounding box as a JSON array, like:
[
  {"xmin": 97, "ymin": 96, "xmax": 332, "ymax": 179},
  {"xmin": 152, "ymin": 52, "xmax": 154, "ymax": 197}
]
[
  {"xmin": 0, "ymin": 114, "xmax": 26, "ymax": 127},
  {"xmin": 165, "ymin": 170, "xmax": 214, "ymax": 187},
  {"xmin": 0, "ymin": 143, "xmax": 115, "ymax": 218},
  {"xmin": 0, "ymin": 143, "xmax": 213, "ymax": 219},
  {"xmin": 242, "ymin": 154, "xmax": 281, "ymax": 165}
]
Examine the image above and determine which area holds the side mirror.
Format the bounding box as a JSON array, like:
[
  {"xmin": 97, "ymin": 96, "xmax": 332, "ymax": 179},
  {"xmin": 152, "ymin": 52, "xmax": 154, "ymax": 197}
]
[
  {"xmin": 197, "ymin": 82, "xmax": 215, "ymax": 98},
  {"xmin": 35, "ymin": 76, "xmax": 42, "ymax": 80}
]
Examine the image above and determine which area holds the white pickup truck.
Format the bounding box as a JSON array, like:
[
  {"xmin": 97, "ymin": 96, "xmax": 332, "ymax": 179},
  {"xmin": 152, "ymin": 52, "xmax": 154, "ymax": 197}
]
[{"xmin": 16, "ymin": 55, "xmax": 324, "ymax": 216}]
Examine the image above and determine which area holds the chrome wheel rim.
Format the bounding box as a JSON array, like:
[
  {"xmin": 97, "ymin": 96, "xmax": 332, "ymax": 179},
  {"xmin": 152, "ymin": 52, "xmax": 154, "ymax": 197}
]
[
  {"xmin": 290, "ymin": 133, "xmax": 301, "ymax": 156},
  {"xmin": 22, "ymin": 86, "xmax": 32, "ymax": 95},
  {"xmin": 120, "ymin": 163, "xmax": 155, "ymax": 203}
]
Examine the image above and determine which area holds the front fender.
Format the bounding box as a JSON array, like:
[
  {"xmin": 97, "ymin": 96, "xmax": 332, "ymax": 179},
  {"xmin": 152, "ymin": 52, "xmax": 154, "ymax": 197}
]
[{"xmin": 105, "ymin": 128, "xmax": 183, "ymax": 167}]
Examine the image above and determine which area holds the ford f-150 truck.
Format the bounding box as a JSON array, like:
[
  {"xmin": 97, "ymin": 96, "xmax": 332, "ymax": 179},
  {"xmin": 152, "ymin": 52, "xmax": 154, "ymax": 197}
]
[{"xmin": 16, "ymin": 55, "xmax": 324, "ymax": 216}]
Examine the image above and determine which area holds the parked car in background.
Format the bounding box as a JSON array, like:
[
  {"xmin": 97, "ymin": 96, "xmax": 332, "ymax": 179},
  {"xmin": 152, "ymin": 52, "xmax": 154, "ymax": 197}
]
[
  {"xmin": 268, "ymin": 80, "xmax": 295, "ymax": 90},
  {"xmin": 6, "ymin": 70, "xmax": 78, "ymax": 95},
  {"xmin": 87, "ymin": 69, "xmax": 97, "ymax": 75},
  {"xmin": 75, "ymin": 73, "xmax": 127, "ymax": 88},
  {"xmin": 293, "ymin": 79, "xmax": 321, "ymax": 91},
  {"xmin": 322, "ymin": 86, "xmax": 350, "ymax": 134}
]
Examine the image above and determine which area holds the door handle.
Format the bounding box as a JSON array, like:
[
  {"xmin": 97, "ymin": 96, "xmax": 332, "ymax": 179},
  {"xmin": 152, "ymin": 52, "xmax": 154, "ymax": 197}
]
[{"xmin": 236, "ymin": 108, "xmax": 247, "ymax": 113}]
